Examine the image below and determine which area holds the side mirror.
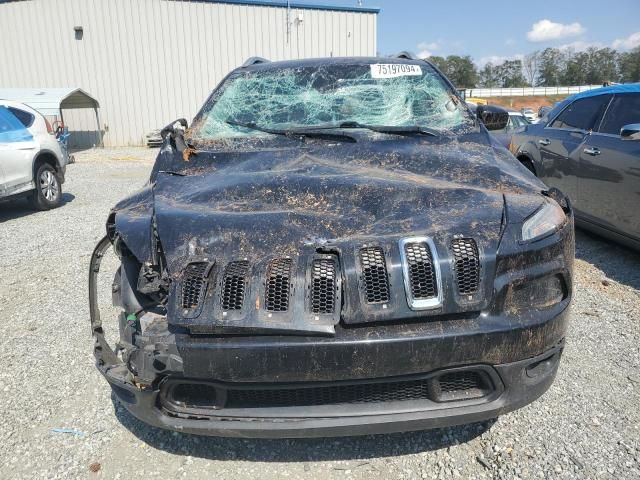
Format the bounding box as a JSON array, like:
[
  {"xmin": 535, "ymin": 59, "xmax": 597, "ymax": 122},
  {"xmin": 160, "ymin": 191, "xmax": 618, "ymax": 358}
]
[
  {"xmin": 160, "ymin": 118, "xmax": 190, "ymax": 156},
  {"xmin": 160, "ymin": 118, "xmax": 188, "ymax": 140},
  {"xmin": 620, "ymin": 123, "xmax": 640, "ymax": 141},
  {"xmin": 477, "ymin": 105, "xmax": 509, "ymax": 131}
]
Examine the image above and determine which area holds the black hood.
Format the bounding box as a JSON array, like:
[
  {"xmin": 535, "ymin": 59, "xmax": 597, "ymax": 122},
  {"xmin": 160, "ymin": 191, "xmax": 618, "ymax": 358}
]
[
  {"xmin": 113, "ymin": 133, "xmax": 547, "ymax": 334},
  {"xmin": 129, "ymin": 133, "xmax": 543, "ymax": 269}
]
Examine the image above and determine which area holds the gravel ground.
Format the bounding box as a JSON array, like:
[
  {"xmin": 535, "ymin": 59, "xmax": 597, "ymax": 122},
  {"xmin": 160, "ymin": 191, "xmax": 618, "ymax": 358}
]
[{"xmin": 0, "ymin": 147, "xmax": 638, "ymax": 479}]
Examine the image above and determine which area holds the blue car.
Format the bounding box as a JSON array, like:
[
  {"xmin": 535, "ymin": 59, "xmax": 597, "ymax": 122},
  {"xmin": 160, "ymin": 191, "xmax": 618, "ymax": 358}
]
[{"xmin": 511, "ymin": 84, "xmax": 640, "ymax": 250}]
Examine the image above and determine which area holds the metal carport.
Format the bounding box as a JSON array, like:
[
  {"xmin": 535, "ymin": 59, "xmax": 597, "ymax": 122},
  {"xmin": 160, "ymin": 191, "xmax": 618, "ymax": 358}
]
[{"xmin": 0, "ymin": 88, "xmax": 102, "ymax": 146}]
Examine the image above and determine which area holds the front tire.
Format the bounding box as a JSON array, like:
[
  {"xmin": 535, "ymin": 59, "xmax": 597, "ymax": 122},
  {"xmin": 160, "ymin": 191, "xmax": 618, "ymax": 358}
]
[{"xmin": 30, "ymin": 164, "xmax": 62, "ymax": 210}]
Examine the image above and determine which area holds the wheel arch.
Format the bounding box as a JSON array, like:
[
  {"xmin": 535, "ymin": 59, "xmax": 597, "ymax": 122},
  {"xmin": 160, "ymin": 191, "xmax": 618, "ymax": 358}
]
[
  {"xmin": 516, "ymin": 152, "xmax": 537, "ymax": 176},
  {"xmin": 32, "ymin": 149, "xmax": 63, "ymax": 179}
]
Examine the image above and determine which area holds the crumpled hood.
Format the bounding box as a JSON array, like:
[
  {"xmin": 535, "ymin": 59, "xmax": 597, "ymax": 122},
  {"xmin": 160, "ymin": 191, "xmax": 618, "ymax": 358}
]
[
  {"xmin": 110, "ymin": 134, "xmax": 551, "ymax": 333},
  {"xmin": 142, "ymin": 134, "xmax": 544, "ymax": 272}
]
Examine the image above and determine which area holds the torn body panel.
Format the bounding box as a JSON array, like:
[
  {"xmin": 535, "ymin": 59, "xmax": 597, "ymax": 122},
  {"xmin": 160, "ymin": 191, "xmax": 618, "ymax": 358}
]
[{"xmin": 90, "ymin": 56, "xmax": 574, "ymax": 438}]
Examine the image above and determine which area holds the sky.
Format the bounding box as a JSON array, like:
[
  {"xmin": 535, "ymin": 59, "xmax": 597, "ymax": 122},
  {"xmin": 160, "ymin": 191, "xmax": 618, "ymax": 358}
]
[{"xmin": 296, "ymin": 0, "xmax": 640, "ymax": 64}]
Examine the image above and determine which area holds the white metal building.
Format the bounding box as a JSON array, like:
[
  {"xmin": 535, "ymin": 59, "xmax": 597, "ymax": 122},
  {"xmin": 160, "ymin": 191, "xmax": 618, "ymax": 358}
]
[{"xmin": 0, "ymin": 0, "xmax": 378, "ymax": 146}]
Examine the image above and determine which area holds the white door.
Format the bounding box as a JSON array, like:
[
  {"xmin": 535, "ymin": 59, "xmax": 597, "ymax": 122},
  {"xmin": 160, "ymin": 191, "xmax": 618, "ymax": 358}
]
[
  {"xmin": 0, "ymin": 152, "xmax": 5, "ymax": 197},
  {"xmin": 0, "ymin": 106, "xmax": 37, "ymax": 196}
]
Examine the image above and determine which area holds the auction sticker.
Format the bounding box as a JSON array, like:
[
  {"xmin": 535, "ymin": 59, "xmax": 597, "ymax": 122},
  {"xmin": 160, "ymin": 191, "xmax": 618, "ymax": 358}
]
[{"xmin": 370, "ymin": 64, "xmax": 422, "ymax": 78}]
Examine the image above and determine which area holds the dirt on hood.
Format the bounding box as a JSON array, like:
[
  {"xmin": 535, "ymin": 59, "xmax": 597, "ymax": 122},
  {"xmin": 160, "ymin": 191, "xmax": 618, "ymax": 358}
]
[{"xmin": 110, "ymin": 133, "xmax": 543, "ymax": 272}]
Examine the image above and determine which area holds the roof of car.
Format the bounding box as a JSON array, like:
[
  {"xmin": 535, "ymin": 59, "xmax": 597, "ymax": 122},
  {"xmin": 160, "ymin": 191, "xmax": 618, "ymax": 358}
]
[
  {"xmin": 239, "ymin": 56, "xmax": 429, "ymax": 71},
  {"xmin": 0, "ymin": 99, "xmax": 39, "ymax": 115},
  {"xmin": 570, "ymin": 83, "xmax": 640, "ymax": 101}
]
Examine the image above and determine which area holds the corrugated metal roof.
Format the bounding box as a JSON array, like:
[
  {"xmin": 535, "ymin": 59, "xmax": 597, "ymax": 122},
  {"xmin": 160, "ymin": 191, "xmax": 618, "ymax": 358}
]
[
  {"xmin": 0, "ymin": 0, "xmax": 380, "ymax": 10},
  {"xmin": 182, "ymin": 0, "xmax": 380, "ymax": 13},
  {"xmin": 0, "ymin": 88, "xmax": 99, "ymax": 116}
]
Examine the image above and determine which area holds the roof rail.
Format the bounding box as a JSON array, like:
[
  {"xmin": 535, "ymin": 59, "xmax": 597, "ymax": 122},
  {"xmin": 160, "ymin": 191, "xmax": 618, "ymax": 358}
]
[
  {"xmin": 241, "ymin": 57, "xmax": 270, "ymax": 67},
  {"xmin": 390, "ymin": 51, "xmax": 418, "ymax": 60}
]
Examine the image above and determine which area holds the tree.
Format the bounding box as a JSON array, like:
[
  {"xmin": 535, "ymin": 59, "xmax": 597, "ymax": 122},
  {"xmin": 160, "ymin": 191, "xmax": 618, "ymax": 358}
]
[
  {"xmin": 618, "ymin": 46, "xmax": 640, "ymax": 82},
  {"xmin": 561, "ymin": 50, "xmax": 588, "ymax": 85},
  {"xmin": 496, "ymin": 60, "xmax": 528, "ymax": 87},
  {"xmin": 427, "ymin": 56, "xmax": 448, "ymax": 73},
  {"xmin": 537, "ymin": 48, "xmax": 564, "ymax": 86},
  {"xmin": 523, "ymin": 51, "xmax": 540, "ymax": 86},
  {"xmin": 429, "ymin": 46, "xmax": 633, "ymax": 88},
  {"xmin": 445, "ymin": 55, "xmax": 479, "ymax": 88},
  {"xmin": 427, "ymin": 55, "xmax": 479, "ymax": 88},
  {"xmin": 583, "ymin": 47, "xmax": 618, "ymax": 84},
  {"xmin": 478, "ymin": 62, "xmax": 500, "ymax": 87}
]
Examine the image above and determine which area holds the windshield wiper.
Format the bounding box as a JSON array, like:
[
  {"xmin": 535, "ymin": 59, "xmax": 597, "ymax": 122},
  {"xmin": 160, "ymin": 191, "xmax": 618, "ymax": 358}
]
[
  {"xmin": 335, "ymin": 121, "xmax": 440, "ymax": 137},
  {"xmin": 225, "ymin": 119, "xmax": 357, "ymax": 142}
]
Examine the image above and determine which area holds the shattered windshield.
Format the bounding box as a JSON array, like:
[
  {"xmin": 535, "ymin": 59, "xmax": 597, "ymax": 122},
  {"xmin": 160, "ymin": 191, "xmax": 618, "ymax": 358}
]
[{"xmin": 190, "ymin": 63, "xmax": 469, "ymax": 141}]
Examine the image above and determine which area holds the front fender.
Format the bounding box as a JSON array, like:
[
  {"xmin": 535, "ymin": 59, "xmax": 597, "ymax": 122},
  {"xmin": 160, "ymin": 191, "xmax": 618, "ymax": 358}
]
[
  {"xmin": 513, "ymin": 138, "xmax": 542, "ymax": 171},
  {"xmin": 33, "ymin": 148, "xmax": 66, "ymax": 182}
]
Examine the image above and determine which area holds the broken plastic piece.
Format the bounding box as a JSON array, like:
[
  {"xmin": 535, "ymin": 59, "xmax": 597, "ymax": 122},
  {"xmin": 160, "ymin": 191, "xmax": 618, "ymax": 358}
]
[
  {"xmin": 139, "ymin": 312, "xmax": 167, "ymax": 335},
  {"xmin": 51, "ymin": 428, "xmax": 85, "ymax": 436}
]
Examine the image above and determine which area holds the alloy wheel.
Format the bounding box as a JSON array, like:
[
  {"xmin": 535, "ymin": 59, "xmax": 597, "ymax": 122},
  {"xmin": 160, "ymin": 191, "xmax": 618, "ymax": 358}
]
[{"xmin": 40, "ymin": 170, "xmax": 59, "ymax": 202}]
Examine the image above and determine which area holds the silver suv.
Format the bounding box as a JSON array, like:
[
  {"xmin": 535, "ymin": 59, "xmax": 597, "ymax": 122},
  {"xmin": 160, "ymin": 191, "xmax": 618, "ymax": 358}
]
[{"xmin": 0, "ymin": 100, "xmax": 67, "ymax": 210}]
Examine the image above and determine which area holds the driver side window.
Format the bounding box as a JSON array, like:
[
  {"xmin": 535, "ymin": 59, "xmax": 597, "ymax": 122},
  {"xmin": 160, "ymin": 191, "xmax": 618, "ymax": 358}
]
[
  {"xmin": 598, "ymin": 93, "xmax": 640, "ymax": 136},
  {"xmin": 550, "ymin": 95, "xmax": 611, "ymax": 131}
]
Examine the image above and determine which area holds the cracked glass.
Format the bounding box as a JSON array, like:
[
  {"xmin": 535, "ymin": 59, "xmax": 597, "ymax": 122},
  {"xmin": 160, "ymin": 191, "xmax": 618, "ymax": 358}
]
[{"xmin": 190, "ymin": 63, "xmax": 468, "ymax": 141}]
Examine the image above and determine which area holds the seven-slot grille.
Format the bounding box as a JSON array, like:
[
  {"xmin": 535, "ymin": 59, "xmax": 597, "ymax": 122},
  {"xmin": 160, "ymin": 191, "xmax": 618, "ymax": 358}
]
[
  {"xmin": 265, "ymin": 258, "xmax": 292, "ymax": 312},
  {"xmin": 221, "ymin": 261, "xmax": 249, "ymax": 310},
  {"xmin": 311, "ymin": 259, "xmax": 336, "ymax": 314},
  {"xmin": 197, "ymin": 238, "xmax": 480, "ymax": 316},
  {"xmin": 451, "ymin": 238, "xmax": 480, "ymax": 295},
  {"xmin": 403, "ymin": 242, "xmax": 438, "ymax": 300},
  {"xmin": 181, "ymin": 262, "xmax": 208, "ymax": 309},
  {"xmin": 359, "ymin": 247, "xmax": 390, "ymax": 304}
]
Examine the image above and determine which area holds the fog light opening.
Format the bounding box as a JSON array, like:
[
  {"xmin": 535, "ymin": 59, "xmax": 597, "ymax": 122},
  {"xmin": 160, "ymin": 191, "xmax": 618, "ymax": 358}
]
[
  {"xmin": 508, "ymin": 274, "xmax": 567, "ymax": 311},
  {"xmin": 169, "ymin": 383, "xmax": 219, "ymax": 409}
]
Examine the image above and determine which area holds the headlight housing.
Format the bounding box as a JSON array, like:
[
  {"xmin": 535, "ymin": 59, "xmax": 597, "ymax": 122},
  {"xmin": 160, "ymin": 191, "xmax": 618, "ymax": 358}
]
[{"xmin": 522, "ymin": 199, "xmax": 566, "ymax": 242}]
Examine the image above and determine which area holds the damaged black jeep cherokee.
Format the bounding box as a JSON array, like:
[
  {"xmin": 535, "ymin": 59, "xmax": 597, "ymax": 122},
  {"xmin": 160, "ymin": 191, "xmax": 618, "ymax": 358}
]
[{"xmin": 89, "ymin": 54, "xmax": 574, "ymax": 438}]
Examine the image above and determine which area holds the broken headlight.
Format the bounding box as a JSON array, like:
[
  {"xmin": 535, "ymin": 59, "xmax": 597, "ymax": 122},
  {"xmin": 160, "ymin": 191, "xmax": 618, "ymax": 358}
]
[{"xmin": 522, "ymin": 199, "xmax": 566, "ymax": 242}]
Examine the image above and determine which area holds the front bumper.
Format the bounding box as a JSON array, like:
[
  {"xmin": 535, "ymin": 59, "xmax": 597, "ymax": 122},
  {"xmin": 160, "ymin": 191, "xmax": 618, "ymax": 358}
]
[
  {"xmin": 90, "ymin": 195, "xmax": 574, "ymax": 438},
  {"xmin": 97, "ymin": 295, "xmax": 570, "ymax": 438},
  {"xmin": 102, "ymin": 340, "xmax": 564, "ymax": 438}
]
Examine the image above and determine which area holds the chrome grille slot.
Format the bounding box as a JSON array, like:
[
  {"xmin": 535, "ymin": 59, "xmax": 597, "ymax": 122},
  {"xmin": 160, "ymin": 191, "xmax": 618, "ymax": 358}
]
[
  {"xmin": 399, "ymin": 237, "xmax": 442, "ymax": 310},
  {"xmin": 221, "ymin": 261, "xmax": 249, "ymax": 310},
  {"xmin": 311, "ymin": 259, "xmax": 336, "ymax": 314},
  {"xmin": 404, "ymin": 243, "xmax": 437, "ymax": 299},
  {"xmin": 265, "ymin": 258, "xmax": 292, "ymax": 312},
  {"xmin": 181, "ymin": 262, "xmax": 208, "ymax": 309},
  {"xmin": 451, "ymin": 238, "xmax": 480, "ymax": 295},
  {"xmin": 359, "ymin": 247, "xmax": 390, "ymax": 304}
]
